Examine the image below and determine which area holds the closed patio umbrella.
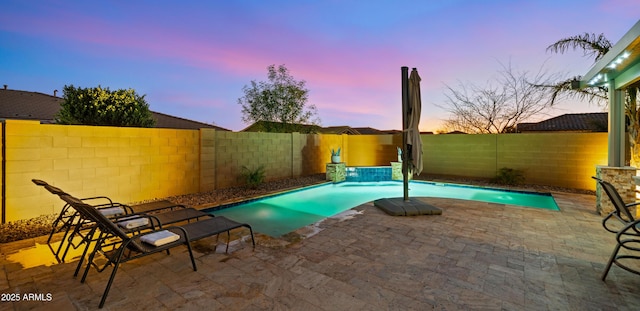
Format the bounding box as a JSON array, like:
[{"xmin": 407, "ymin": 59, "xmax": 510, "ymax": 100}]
[
  {"xmin": 407, "ymin": 68, "xmax": 423, "ymax": 175},
  {"xmin": 371, "ymin": 66, "xmax": 440, "ymax": 216}
]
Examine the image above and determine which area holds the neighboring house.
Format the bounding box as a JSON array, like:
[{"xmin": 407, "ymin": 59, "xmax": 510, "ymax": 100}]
[
  {"xmin": 241, "ymin": 121, "xmax": 322, "ymax": 133},
  {"xmin": 444, "ymin": 131, "xmax": 467, "ymax": 134},
  {"xmin": 517, "ymin": 113, "xmax": 608, "ymax": 133},
  {"xmin": 0, "ymin": 88, "xmax": 230, "ymax": 131},
  {"xmin": 317, "ymin": 126, "xmax": 359, "ymax": 135},
  {"xmin": 352, "ymin": 127, "xmax": 403, "ymax": 135},
  {"xmin": 241, "ymin": 121, "xmax": 401, "ymax": 135}
]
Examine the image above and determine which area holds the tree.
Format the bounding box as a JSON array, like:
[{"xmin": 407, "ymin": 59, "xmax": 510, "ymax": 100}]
[
  {"xmin": 536, "ymin": 33, "xmax": 611, "ymax": 106},
  {"xmin": 439, "ymin": 62, "xmax": 561, "ymax": 134},
  {"xmin": 543, "ymin": 33, "xmax": 640, "ymax": 165},
  {"xmin": 57, "ymin": 85, "xmax": 156, "ymax": 127},
  {"xmin": 238, "ymin": 64, "xmax": 320, "ymax": 133}
]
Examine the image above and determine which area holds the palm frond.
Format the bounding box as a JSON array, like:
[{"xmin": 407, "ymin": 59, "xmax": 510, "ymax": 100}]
[
  {"xmin": 534, "ymin": 76, "xmax": 608, "ymax": 106},
  {"xmin": 546, "ymin": 33, "xmax": 612, "ymax": 61}
]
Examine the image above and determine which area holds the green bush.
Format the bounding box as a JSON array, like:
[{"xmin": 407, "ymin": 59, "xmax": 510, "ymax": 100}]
[
  {"xmin": 494, "ymin": 167, "xmax": 525, "ymax": 185},
  {"xmin": 242, "ymin": 165, "xmax": 266, "ymax": 189},
  {"xmin": 57, "ymin": 85, "xmax": 156, "ymax": 127}
]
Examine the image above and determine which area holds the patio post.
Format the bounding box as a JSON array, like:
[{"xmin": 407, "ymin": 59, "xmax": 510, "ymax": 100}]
[
  {"xmin": 401, "ymin": 66, "xmax": 409, "ymax": 201},
  {"xmin": 608, "ymin": 81, "xmax": 625, "ymax": 167}
]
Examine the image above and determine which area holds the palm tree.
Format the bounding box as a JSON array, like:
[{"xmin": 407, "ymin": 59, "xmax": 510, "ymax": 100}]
[
  {"xmin": 543, "ymin": 32, "xmax": 640, "ymax": 165},
  {"xmin": 538, "ymin": 33, "xmax": 612, "ymax": 106}
]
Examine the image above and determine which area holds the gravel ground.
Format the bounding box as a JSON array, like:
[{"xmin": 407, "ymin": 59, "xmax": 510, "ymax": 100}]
[
  {"xmin": 0, "ymin": 214, "xmax": 58, "ymax": 243},
  {"xmin": 0, "ymin": 173, "xmax": 592, "ymax": 243},
  {"xmin": 166, "ymin": 173, "xmax": 328, "ymax": 207}
]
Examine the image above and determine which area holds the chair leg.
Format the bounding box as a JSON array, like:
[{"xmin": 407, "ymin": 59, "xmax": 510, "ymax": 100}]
[
  {"xmin": 61, "ymin": 221, "xmax": 90, "ymax": 262},
  {"xmin": 81, "ymin": 233, "xmax": 106, "ymax": 283},
  {"xmin": 47, "ymin": 205, "xmax": 74, "ymax": 244},
  {"xmin": 245, "ymin": 225, "xmax": 256, "ymax": 250},
  {"xmin": 99, "ymin": 259, "xmax": 122, "ymax": 308},
  {"xmin": 60, "ymin": 228, "xmax": 79, "ymax": 263},
  {"xmin": 602, "ymin": 243, "xmax": 622, "ymax": 281},
  {"xmin": 74, "ymin": 227, "xmax": 97, "ymax": 277},
  {"xmin": 52, "ymin": 214, "xmax": 78, "ymax": 261},
  {"xmin": 185, "ymin": 242, "xmax": 197, "ymax": 272},
  {"xmin": 225, "ymin": 231, "xmax": 230, "ymax": 253}
]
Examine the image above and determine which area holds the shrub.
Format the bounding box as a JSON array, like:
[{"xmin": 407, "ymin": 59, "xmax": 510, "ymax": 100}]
[
  {"xmin": 494, "ymin": 167, "xmax": 525, "ymax": 185},
  {"xmin": 57, "ymin": 85, "xmax": 156, "ymax": 127},
  {"xmin": 242, "ymin": 165, "xmax": 266, "ymax": 189}
]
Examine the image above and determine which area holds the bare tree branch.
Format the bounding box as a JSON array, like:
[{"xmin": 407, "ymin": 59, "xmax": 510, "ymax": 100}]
[{"xmin": 438, "ymin": 61, "xmax": 560, "ymax": 134}]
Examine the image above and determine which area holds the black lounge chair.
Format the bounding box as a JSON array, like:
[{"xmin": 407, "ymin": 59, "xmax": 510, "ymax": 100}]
[
  {"xmin": 33, "ymin": 179, "xmax": 210, "ymax": 262},
  {"xmin": 59, "ymin": 194, "xmax": 255, "ymax": 308},
  {"xmin": 34, "ymin": 181, "xmax": 134, "ymax": 262},
  {"xmin": 59, "ymin": 194, "xmax": 197, "ymax": 308},
  {"xmin": 593, "ymin": 177, "xmax": 640, "ymax": 280},
  {"xmin": 593, "ymin": 177, "xmax": 638, "ymax": 232}
]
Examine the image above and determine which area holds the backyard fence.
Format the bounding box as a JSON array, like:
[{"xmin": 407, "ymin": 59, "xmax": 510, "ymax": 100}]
[{"xmin": 1, "ymin": 120, "xmax": 607, "ymax": 222}]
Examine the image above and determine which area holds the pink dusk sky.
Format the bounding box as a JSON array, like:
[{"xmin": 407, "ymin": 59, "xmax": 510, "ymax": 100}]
[{"xmin": 1, "ymin": 1, "xmax": 638, "ymax": 132}]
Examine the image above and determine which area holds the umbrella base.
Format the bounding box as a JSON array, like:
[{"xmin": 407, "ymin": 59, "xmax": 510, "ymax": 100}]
[{"xmin": 373, "ymin": 197, "xmax": 442, "ymax": 216}]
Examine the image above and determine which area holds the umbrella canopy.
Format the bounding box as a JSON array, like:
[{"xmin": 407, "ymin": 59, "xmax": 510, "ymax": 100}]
[{"xmin": 407, "ymin": 68, "xmax": 423, "ymax": 175}]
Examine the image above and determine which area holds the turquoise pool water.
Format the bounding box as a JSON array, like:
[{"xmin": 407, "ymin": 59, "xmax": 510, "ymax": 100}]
[{"xmin": 207, "ymin": 181, "xmax": 559, "ymax": 237}]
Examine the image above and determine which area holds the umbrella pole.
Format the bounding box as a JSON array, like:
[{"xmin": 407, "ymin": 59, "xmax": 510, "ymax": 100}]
[{"xmin": 401, "ymin": 66, "xmax": 409, "ymax": 201}]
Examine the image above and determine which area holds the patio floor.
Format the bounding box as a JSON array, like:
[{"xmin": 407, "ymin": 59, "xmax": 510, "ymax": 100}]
[{"xmin": 2, "ymin": 191, "xmax": 640, "ymax": 310}]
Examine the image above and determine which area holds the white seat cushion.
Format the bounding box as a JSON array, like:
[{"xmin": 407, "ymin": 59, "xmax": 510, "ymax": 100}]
[
  {"xmin": 140, "ymin": 230, "xmax": 180, "ymax": 246},
  {"xmin": 117, "ymin": 217, "xmax": 149, "ymax": 229},
  {"xmin": 99, "ymin": 207, "xmax": 125, "ymax": 217}
]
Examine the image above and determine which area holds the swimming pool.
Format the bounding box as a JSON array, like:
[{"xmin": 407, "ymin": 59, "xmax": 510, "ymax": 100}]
[{"xmin": 206, "ymin": 181, "xmax": 559, "ymax": 237}]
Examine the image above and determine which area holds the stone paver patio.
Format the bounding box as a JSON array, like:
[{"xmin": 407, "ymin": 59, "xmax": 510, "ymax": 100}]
[{"xmin": 2, "ymin": 191, "xmax": 640, "ymax": 310}]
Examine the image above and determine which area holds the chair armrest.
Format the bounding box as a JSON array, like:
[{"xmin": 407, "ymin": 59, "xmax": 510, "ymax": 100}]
[
  {"xmin": 123, "ymin": 200, "xmax": 188, "ymax": 214},
  {"xmin": 79, "ymin": 196, "xmax": 114, "ymax": 205},
  {"xmin": 142, "ymin": 204, "xmax": 188, "ymax": 214},
  {"xmin": 602, "ymin": 212, "xmax": 623, "ymax": 234},
  {"xmin": 616, "ymin": 218, "xmax": 640, "ymax": 251},
  {"xmin": 617, "ymin": 218, "xmax": 640, "ymax": 239},
  {"xmin": 625, "ymin": 201, "xmax": 640, "ymax": 208}
]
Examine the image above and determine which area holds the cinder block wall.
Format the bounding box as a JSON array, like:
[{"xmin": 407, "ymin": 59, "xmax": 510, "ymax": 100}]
[
  {"xmin": 299, "ymin": 133, "xmax": 345, "ymax": 174},
  {"xmin": 199, "ymin": 129, "xmax": 216, "ymax": 193},
  {"xmin": 1, "ymin": 120, "xmax": 610, "ymax": 222},
  {"xmin": 6, "ymin": 120, "xmax": 201, "ymax": 221},
  {"xmin": 423, "ymin": 134, "xmax": 498, "ymax": 178},
  {"xmin": 496, "ymin": 133, "xmax": 608, "ymax": 190},
  {"xmin": 421, "ymin": 133, "xmax": 608, "ymax": 189},
  {"xmin": 214, "ymin": 131, "xmax": 294, "ymax": 189},
  {"xmin": 346, "ymin": 134, "xmax": 402, "ymax": 166}
]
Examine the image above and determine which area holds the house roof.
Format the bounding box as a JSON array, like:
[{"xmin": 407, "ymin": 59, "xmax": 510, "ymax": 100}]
[
  {"xmin": 317, "ymin": 126, "xmax": 359, "ymax": 135},
  {"xmin": 0, "ymin": 89, "xmax": 62, "ymax": 123},
  {"xmin": 241, "ymin": 120, "xmax": 321, "ymax": 133},
  {"xmin": 241, "ymin": 121, "xmax": 399, "ymax": 135},
  {"xmin": 149, "ymin": 111, "xmax": 223, "ymax": 130},
  {"xmin": 0, "ymin": 89, "xmax": 229, "ymax": 131},
  {"xmin": 351, "ymin": 127, "xmax": 404, "ymax": 135},
  {"xmin": 350, "ymin": 127, "xmax": 377, "ymax": 134},
  {"xmin": 517, "ymin": 113, "xmax": 607, "ymax": 132}
]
